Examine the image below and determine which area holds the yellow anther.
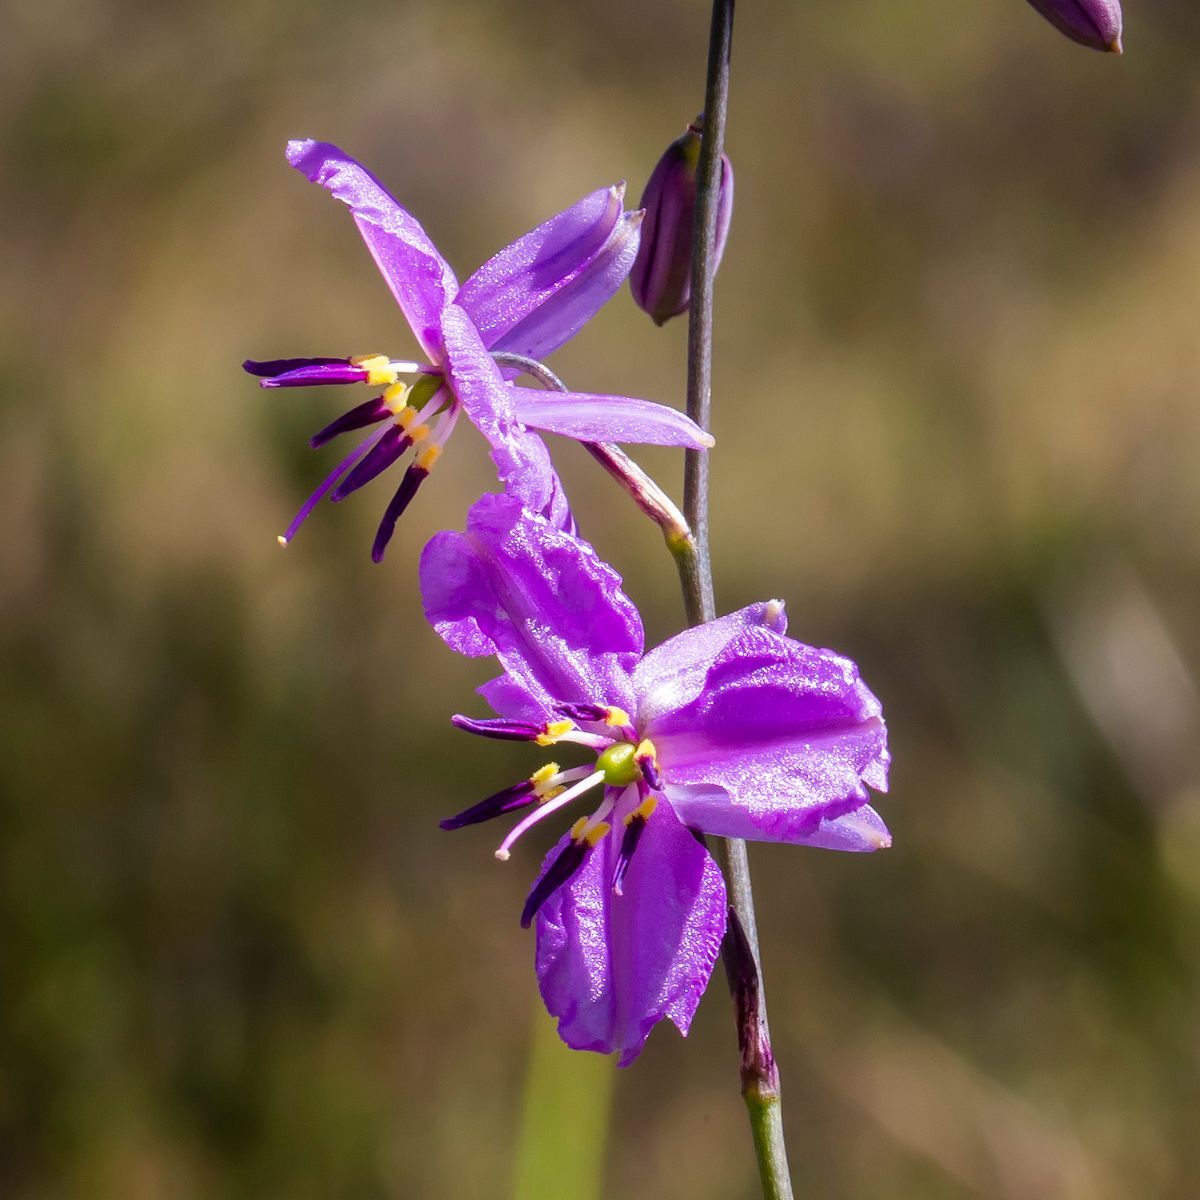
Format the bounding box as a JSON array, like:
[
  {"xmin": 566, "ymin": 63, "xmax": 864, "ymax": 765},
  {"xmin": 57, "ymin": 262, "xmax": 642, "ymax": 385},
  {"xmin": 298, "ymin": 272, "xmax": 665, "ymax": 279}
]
[
  {"xmin": 276, "ymin": 535, "xmax": 289, "ymax": 548},
  {"xmin": 634, "ymin": 738, "xmax": 657, "ymax": 763},
  {"xmin": 570, "ymin": 816, "xmax": 589, "ymax": 841},
  {"xmin": 622, "ymin": 795, "xmax": 659, "ymax": 827},
  {"xmin": 530, "ymin": 763, "xmax": 560, "ymax": 786},
  {"xmin": 582, "ymin": 821, "xmax": 611, "ymax": 847},
  {"xmin": 416, "ymin": 444, "xmax": 442, "ymax": 472},
  {"xmin": 603, "ymin": 706, "xmax": 631, "ymax": 728},
  {"xmin": 351, "ymin": 353, "xmax": 400, "ymax": 387},
  {"xmin": 394, "ymin": 407, "xmax": 419, "ymax": 431},
  {"xmin": 537, "ymin": 787, "xmax": 565, "ymax": 804},
  {"xmin": 535, "ymin": 719, "xmax": 574, "ymax": 747},
  {"xmin": 408, "ymin": 423, "xmax": 431, "ymax": 444},
  {"xmin": 383, "ymin": 382, "xmax": 409, "ymax": 413}
]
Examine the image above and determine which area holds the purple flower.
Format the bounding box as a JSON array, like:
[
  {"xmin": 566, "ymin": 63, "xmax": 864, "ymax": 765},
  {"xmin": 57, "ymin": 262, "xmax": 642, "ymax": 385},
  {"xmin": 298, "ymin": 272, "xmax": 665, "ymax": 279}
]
[
  {"xmin": 630, "ymin": 121, "xmax": 733, "ymax": 326},
  {"xmin": 248, "ymin": 140, "xmax": 713, "ymax": 560},
  {"xmin": 1024, "ymin": 0, "xmax": 1122, "ymax": 52},
  {"xmin": 422, "ymin": 494, "xmax": 890, "ymax": 1064}
]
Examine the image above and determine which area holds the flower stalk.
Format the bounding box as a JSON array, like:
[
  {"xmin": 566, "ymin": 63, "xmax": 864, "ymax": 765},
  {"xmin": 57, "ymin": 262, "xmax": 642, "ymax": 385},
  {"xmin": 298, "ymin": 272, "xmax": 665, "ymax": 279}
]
[{"xmin": 684, "ymin": 1, "xmax": 795, "ymax": 1196}]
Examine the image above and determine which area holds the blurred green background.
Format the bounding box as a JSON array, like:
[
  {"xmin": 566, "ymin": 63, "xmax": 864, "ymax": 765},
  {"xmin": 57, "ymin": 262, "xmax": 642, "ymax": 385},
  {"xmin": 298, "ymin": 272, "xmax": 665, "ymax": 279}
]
[{"xmin": 4, "ymin": 0, "xmax": 1200, "ymax": 1196}]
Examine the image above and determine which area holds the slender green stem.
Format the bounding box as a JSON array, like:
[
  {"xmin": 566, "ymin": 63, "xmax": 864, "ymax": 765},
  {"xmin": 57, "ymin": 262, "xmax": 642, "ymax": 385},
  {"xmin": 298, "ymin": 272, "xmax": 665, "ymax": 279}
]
[{"xmin": 683, "ymin": 2, "xmax": 795, "ymax": 1197}]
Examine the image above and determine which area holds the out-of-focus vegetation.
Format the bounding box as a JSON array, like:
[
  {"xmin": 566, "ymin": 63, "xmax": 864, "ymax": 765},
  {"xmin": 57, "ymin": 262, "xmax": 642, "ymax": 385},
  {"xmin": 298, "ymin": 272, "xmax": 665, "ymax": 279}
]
[{"xmin": 3, "ymin": 0, "xmax": 1200, "ymax": 1196}]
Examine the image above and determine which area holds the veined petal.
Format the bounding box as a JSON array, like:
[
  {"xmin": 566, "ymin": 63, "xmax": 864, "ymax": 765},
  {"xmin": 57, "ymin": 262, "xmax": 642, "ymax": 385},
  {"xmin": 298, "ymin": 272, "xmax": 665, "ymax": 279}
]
[
  {"xmin": 419, "ymin": 492, "xmax": 644, "ymax": 722},
  {"xmin": 646, "ymin": 625, "xmax": 889, "ymax": 838},
  {"xmin": 454, "ymin": 184, "xmax": 642, "ymax": 362},
  {"xmin": 634, "ymin": 601, "xmax": 789, "ymax": 726},
  {"xmin": 438, "ymin": 304, "xmax": 570, "ymax": 523},
  {"xmin": 667, "ymin": 783, "xmax": 892, "ymax": 851},
  {"xmin": 535, "ymin": 801, "xmax": 726, "ymax": 1066},
  {"xmin": 286, "ymin": 139, "xmax": 459, "ymax": 359},
  {"xmin": 456, "ymin": 185, "xmax": 621, "ymax": 348},
  {"xmin": 512, "ymin": 389, "xmax": 714, "ymax": 450},
  {"xmin": 492, "ymin": 212, "xmax": 640, "ymax": 362}
]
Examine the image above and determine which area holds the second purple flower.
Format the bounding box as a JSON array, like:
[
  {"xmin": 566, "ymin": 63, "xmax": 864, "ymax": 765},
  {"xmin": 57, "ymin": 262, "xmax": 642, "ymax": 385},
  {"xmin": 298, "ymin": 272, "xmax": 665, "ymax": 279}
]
[{"xmin": 422, "ymin": 494, "xmax": 890, "ymax": 1064}]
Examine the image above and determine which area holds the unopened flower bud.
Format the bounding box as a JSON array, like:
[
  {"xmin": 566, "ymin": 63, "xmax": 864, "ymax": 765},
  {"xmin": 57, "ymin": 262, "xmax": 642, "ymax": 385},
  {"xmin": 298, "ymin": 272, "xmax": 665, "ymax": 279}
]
[
  {"xmin": 1025, "ymin": 0, "xmax": 1123, "ymax": 53},
  {"xmin": 630, "ymin": 120, "xmax": 733, "ymax": 326}
]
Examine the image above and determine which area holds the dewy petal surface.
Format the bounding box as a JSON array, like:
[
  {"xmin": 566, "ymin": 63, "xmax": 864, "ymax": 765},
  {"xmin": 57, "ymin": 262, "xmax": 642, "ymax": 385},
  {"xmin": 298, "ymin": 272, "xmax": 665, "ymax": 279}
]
[
  {"xmin": 645, "ymin": 625, "xmax": 889, "ymax": 840},
  {"xmin": 438, "ymin": 304, "xmax": 571, "ymax": 527},
  {"xmin": 535, "ymin": 801, "xmax": 727, "ymax": 1066},
  {"xmin": 286, "ymin": 139, "xmax": 460, "ymax": 359},
  {"xmin": 455, "ymin": 185, "xmax": 634, "ymax": 359},
  {"xmin": 420, "ymin": 493, "xmax": 644, "ymax": 721},
  {"xmin": 512, "ymin": 388, "xmax": 714, "ymax": 449},
  {"xmin": 486, "ymin": 210, "xmax": 643, "ymax": 362},
  {"xmin": 667, "ymin": 782, "xmax": 892, "ymax": 852},
  {"xmin": 634, "ymin": 601, "xmax": 788, "ymax": 725}
]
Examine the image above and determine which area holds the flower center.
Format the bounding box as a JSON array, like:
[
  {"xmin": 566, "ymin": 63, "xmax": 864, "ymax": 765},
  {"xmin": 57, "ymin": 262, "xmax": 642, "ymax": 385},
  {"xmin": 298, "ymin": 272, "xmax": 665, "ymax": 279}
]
[{"xmin": 443, "ymin": 705, "xmax": 667, "ymax": 922}]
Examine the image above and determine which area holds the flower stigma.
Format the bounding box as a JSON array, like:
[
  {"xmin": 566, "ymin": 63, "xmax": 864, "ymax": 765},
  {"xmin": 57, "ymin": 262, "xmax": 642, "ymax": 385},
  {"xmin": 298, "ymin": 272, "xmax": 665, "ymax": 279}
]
[{"xmin": 597, "ymin": 742, "xmax": 641, "ymax": 787}]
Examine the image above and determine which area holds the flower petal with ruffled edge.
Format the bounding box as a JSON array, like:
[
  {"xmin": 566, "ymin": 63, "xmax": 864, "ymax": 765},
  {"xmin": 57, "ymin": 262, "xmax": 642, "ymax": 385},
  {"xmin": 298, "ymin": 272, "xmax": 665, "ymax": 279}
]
[
  {"xmin": 535, "ymin": 800, "xmax": 727, "ymax": 1066},
  {"xmin": 643, "ymin": 625, "xmax": 889, "ymax": 841},
  {"xmin": 420, "ymin": 493, "xmax": 644, "ymax": 721}
]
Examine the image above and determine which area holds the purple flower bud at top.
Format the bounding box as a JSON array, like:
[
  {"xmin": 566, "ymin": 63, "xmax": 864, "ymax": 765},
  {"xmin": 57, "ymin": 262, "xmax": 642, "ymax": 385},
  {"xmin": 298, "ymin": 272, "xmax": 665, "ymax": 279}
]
[
  {"xmin": 1025, "ymin": 0, "xmax": 1123, "ymax": 53},
  {"xmin": 629, "ymin": 121, "xmax": 733, "ymax": 326}
]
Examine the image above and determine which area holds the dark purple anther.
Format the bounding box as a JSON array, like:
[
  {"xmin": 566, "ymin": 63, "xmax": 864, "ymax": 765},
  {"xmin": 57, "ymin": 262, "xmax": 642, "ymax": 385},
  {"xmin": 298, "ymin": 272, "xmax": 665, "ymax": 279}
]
[
  {"xmin": 612, "ymin": 812, "xmax": 649, "ymax": 896},
  {"xmin": 310, "ymin": 397, "xmax": 392, "ymax": 448},
  {"xmin": 629, "ymin": 119, "xmax": 733, "ymax": 326},
  {"xmin": 521, "ymin": 838, "xmax": 591, "ymax": 929},
  {"xmin": 371, "ymin": 463, "xmax": 431, "ymax": 564},
  {"xmin": 330, "ymin": 426, "xmax": 412, "ymax": 501},
  {"xmin": 1025, "ymin": 0, "xmax": 1122, "ymax": 52},
  {"xmin": 451, "ymin": 715, "xmax": 546, "ymax": 741},
  {"xmin": 554, "ymin": 702, "xmax": 611, "ymax": 724},
  {"xmin": 440, "ymin": 781, "xmax": 539, "ymax": 830},
  {"xmin": 243, "ymin": 358, "xmax": 370, "ymax": 387},
  {"xmin": 636, "ymin": 750, "xmax": 663, "ymax": 792}
]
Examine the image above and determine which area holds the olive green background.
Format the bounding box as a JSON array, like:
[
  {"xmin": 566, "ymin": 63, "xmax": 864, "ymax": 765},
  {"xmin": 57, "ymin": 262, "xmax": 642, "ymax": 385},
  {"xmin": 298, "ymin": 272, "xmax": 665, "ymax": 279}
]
[{"xmin": 4, "ymin": 0, "xmax": 1200, "ymax": 1196}]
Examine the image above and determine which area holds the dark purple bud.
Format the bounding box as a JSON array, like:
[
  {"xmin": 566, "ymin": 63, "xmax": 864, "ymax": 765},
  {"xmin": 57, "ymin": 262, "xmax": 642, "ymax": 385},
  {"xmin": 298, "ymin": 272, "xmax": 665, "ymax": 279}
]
[
  {"xmin": 521, "ymin": 838, "xmax": 591, "ymax": 929},
  {"xmin": 629, "ymin": 121, "xmax": 733, "ymax": 326},
  {"xmin": 440, "ymin": 781, "xmax": 538, "ymax": 830},
  {"xmin": 243, "ymin": 357, "xmax": 370, "ymax": 387},
  {"xmin": 371, "ymin": 462, "xmax": 431, "ymax": 563},
  {"xmin": 330, "ymin": 425, "xmax": 411, "ymax": 501},
  {"xmin": 1024, "ymin": 0, "xmax": 1122, "ymax": 52},
  {"xmin": 309, "ymin": 396, "xmax": 392, "ymax": 448}
]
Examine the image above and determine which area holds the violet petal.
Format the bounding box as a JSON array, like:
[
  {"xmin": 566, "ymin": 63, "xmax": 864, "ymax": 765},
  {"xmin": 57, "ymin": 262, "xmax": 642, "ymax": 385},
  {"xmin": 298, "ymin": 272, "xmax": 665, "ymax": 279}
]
[
  {"xmin": 438, "ymin": 303, "xmax": 572, "ymax": 527},
  {"xmin": 535, "ymin": 801, "xmax": 726, "ymax": 1066},
  {"xmin": 286, "ymin": 139, "xmax": 460, "ymax": 359},
  {"xmin": 511, "ymin": 388, "xmax": 714, "ymax": 449},
  {"xmin": 645, "ymin": 625, "xmax": 889, "ymax": 838},
  {"xmin": 456, "ymin": 185, "xmax": 634, "ymax": 360},
  {"xmin": 419, "ymin": 493, "xmax": 644, "ymax": 722}
]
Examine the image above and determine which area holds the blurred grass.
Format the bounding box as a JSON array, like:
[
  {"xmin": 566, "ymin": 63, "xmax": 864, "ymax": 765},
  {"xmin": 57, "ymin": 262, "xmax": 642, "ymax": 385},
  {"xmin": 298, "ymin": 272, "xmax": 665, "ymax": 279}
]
[
  {"xmin": 2, "ymin": 0, "xmax": 1200, "ymax": 1196},
  {"xmin": 513, "ymin": 1012, "xmax": 615, "ymax": 1200}
]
